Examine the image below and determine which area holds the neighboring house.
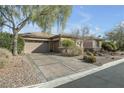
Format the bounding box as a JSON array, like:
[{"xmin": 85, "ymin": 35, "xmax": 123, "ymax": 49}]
[
  {"xmin": 21, "ymin": 32, "xmax": 83, "ymax": 53},
  {"xmin": 83, "ymin": 38, "xmax": 103, "ymax": 51}
]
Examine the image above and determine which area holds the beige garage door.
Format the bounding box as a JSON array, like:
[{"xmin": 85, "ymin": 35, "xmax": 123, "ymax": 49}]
[{"xmin": 24, "ymin": 41, "xmax": 50, "ymax": 53}]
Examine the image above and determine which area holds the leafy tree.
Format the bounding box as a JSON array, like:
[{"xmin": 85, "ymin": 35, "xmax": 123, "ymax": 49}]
[
  {"xmin": 106, "ymin": 21, "xmax": 124, "ymax": 50},
  {"xmin": 32, "ymin": 6, "xmax": 72, "ymax": 34},
  {"xmin": 0, "ymin": 32, "xmax": 24, "ymax": 54},
  {"xmin": 0, "ymin": 5, "xmax": 72, "ymax": 55},
  {"xmin": 0, "ymin": 16, "xmax": 4, "ymax": 32},
  {"xmin": 0, "ymin": 6, "xmax": 33, "ymax": 55},
  {"xmin": 57, "ymin": 6, "xmax": 72, "ymax": 33}
]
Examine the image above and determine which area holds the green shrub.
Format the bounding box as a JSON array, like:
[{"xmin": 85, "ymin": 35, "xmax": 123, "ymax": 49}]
[
  {"xmin": 17, "ymin": 36, "xmax": 24, "ymax": 54},
  {"xmin": 61, "ymin": 39, "xmax": 82, "ymax": 56},
  {"xmin": 62, "ymin": 39, "xmax": 75, "ymax": 48},
  {"xmin": 102, "ymin": 41, "xmax": 117, "ymax": 52},
  {"xmin": 83, "ymin": 52, "xmax": 96, "ymax": 63},
  {"xmin": 61, "ymin": 46, "xmax": 83, "ymax": 57},
  {"xmin": 0, "ymin": 32, "xmax": 24, "ymax": 54},
  {"xmin": 0, "ymin": 48, "xmax": 12, "ymax": 68},
  {"xmin": 109, "ymin": 42, "xmax": 118, "ymax": 51},
  {"xmin": 0, "ymin": 32, "xmax": 12, "ymax": 51}
]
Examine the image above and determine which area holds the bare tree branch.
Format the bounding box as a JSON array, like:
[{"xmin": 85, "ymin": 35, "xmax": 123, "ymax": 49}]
[
  {"xmin": 2, "ymin": 23, "xmax": 13, "ymax": 29},
  {"xmin": 17, "ymin": 16, "xmax": 30, "ymax": 31},
  {"xmin": 0, "ymin": 11, "xmax": 15, "ymax": 28}
]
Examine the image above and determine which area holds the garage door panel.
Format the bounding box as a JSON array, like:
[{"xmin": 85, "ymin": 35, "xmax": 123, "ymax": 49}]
[{"xmin": 24, "ymin": 41, "xmax": 49, "ymax": 53}]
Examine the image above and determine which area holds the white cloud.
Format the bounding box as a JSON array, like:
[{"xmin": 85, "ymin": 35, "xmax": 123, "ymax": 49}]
[
  {"xmin": 78, "ymin": 12, "xmax": 92, "ymax": 24},
  {"xmin": 120, "ymin": 21, "xmax": 124, "ymax": 27},
  {"xmin": 66, "ymin": 23, "xmax": 80, "ymax": 29},
  {"xmin": 66, "ymin": 13, "xmax": 92, "ymax": 30},
  {"xmin": 95, "ymin": 26, "xmax": 101, "ymax": 32},
  {"xmin": 63, "ymin": 6, "xmax": 92, "ymax": 34}
]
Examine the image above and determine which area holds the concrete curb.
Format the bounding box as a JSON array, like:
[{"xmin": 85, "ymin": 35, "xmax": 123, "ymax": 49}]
[{"xmin": 21, "ymin": 58, "xmax": 124, "ymax": 88}]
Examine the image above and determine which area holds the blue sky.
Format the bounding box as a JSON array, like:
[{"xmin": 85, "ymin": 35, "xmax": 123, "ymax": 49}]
[{"xmin": 14, "ymin": 5, "xmax": 124, "ymax": 36}]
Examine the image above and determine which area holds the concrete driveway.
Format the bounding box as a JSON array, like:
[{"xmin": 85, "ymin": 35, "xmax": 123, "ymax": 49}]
[{"xmin": 26, "ymin": 53, "xmax": 97, "ymax": 82}]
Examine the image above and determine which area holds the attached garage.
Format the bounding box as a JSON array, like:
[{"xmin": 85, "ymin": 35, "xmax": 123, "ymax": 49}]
[
  {"xmin": 24, "ymin": 40, "xmax": 50, "ymax": 53},
  {"xmin": 21, "ymin": 32, "xmax": 84, "ymax": 54},
  {"xmin": 21, "ymin": 32, "xmax": 52, "ymax": 54}
]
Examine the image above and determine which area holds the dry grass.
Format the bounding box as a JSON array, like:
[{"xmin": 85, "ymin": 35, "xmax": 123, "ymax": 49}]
[
  {"xmin": 0, "ymin": 48, "xmax": 12, "ymax": 58},
  {"xmin": 0, "ymin": 55, "xmax": 42, "ymax": 88},
  {"xmin": 0, "ymin": 48, "xmax": 12, "ymax": 68},
  {"xmin": 0, "ymin": 49, "xmax": 42, "ymax": 87}
]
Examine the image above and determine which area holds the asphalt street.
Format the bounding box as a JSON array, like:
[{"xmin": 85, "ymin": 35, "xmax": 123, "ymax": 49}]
[{"xmin": 57, "ymin": 62, "xmax": 124, "ymax": 88}]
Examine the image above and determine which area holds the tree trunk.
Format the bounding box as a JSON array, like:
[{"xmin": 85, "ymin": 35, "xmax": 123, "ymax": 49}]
[{"xmin": 13, "ymin": 29, "xmax": 18, "ymax": 56}]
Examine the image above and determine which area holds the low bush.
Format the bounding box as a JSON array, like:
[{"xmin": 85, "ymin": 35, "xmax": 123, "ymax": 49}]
[
  {"xmin": 109, "ymin": 42, "xmax": 118, "ymax": 51},
  {"xmin": 83, "ymin": 51, "xmax": 96, "ymax": 63},
  {"xmin": 61, "ymin": 39, "xmax": 75, "ymax": 48},
  {"xmin": 102, "ymin": 41, "xmax": 117, "ymax": 52},
  {"xmin": 0, "ymin": 32, "xmax": 24, "ymax": 54},
  {"xmin": 61, "ymin": 39, "xmax": 82, "ymax": 56},
  {"xmin": 61, "ymin": 46, "xmax": 83, "ymax": 57},
  {"xmin": 0, "ymin": 48, "xmax": 12, "ymax": 68}
]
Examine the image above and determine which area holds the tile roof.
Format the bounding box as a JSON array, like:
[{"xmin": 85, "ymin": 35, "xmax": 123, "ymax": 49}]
[{"xmin": 20, "ymin": 32, "xmax": 54, "ymax": 39}]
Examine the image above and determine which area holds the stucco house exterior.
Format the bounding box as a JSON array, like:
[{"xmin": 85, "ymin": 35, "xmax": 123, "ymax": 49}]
[
  {"xmin": 21, "ymin": 32, "xmax": 83, "ymax": 53},
  {"xmin": 21, "ymin": 32, "xmax": 102, "ymax": 53},
  {"xmin": 83, "ymin": 38, "xmax": 103, "ymax": 51}
]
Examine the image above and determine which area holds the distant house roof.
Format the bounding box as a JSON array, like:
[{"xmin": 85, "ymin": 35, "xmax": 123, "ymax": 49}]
[
  {"xmin": 50, "ymin": 34, "xmax": 81, "ymax": 39},
  {"xmin": 20, "ymin": 32, "xmax": 103, "ymax": 41},
  {"xmin": 20, "ymin": 32, "xmax": 54, "ymax": 39},
  {"xmin": 20, "ymin": 32, "xmax": 81, "ymax": 40}
]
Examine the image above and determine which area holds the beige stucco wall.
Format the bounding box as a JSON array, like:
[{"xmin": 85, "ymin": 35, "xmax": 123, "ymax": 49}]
[{"xmin": 24, "ymin": 41, "xmax": 50, "ymax": 53}]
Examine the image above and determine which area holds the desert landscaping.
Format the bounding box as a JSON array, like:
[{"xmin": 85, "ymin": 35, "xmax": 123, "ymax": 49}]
[{"xmin": 0, "ymin": 5, "xmax": 124, "ymax": 88}]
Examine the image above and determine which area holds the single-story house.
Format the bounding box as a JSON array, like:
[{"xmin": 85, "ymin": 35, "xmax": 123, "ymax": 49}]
[
  {"xmin": 21, "ymin": 32, "xmax": 83, "ymax": 53},
  {"xmin": 83, "ymin": 38, "xmax": 103, "ymax": 51},
  {"xmin": 21, "ymin": 32, "xmax": 103, "ymax": 53}
]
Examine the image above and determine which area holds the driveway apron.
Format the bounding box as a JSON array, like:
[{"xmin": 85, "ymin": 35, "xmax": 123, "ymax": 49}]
[{"xmin": 26, "ymin": 53, "xmax": 97, "ymax": 82}]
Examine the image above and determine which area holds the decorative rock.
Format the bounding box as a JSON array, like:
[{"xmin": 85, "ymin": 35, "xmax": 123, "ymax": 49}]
[
  {"xmin": 111, "ymin": 57, "xmax": 115, "ymax": 59},
  {"xmin": 121, "ymin": 53, "xmax": 124, "ymax": 55}
]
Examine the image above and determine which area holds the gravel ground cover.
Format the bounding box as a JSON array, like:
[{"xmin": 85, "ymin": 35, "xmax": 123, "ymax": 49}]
[
  {"xmin": 0, "ymin": 56, "xmax": 42, "ymax": 88},
  {"xmin": 93, "ymin": 56, "xmax": 121, "ymax": 66},
  {"xmin": 0, "ymin": 52, "xmax": 124, "ymax": 88},
  {"xmin": 76, "ymin": 53, "xmax": 123, "ymax": 66}
]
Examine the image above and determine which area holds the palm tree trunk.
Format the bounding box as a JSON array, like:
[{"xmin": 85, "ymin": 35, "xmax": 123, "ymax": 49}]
[{"xmin": 13, "ymin": 29, "xmax": 18, "ymax": 56}]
